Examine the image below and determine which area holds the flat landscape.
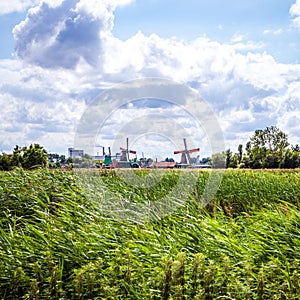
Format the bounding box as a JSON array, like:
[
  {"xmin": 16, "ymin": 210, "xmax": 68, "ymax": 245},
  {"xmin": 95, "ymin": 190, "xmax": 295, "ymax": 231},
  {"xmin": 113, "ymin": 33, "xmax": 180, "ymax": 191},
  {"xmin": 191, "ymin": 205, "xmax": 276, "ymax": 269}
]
[{"xmin": 0, "ymin": 168, "xmax": 299, "ymax": 299}]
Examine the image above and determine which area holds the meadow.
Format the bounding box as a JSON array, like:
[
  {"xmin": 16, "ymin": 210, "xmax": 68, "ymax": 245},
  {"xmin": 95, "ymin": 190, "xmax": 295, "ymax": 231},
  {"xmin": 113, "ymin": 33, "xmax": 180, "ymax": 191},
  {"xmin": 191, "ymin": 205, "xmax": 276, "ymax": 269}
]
[{"xmin": 0, "ymin": 168, "xmax": 299, "ymax": 299}]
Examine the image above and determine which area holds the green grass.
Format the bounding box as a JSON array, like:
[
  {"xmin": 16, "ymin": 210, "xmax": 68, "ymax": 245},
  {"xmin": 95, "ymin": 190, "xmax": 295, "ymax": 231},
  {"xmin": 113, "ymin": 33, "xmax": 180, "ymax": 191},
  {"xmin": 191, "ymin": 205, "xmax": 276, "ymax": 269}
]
[{"xmin": 0, "ymin": 168, "xmax": 299, "ymax": 299}]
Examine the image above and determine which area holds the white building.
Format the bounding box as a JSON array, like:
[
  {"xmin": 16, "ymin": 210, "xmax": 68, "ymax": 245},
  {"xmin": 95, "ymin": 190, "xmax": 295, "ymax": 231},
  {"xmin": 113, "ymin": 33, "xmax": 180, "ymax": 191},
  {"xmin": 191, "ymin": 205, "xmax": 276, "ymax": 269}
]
[{"xmin": 68, "ymin": 148, "xmax": 84, "ymax": 158}]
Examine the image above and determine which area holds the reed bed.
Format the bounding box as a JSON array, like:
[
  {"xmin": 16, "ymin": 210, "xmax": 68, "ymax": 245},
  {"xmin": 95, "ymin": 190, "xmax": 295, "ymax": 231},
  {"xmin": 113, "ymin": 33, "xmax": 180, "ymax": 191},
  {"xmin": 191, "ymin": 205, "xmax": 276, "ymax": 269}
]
[{"xmin": 0, "ymin": 168, "xmax": 299, "ymax": 299}]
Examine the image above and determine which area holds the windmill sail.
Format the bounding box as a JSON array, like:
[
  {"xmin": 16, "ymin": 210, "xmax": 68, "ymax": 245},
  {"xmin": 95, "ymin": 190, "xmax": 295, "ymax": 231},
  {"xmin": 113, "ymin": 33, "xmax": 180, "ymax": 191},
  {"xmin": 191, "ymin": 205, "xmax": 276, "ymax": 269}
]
[
  {"xmin": 174, "ymin": 139, "xmax": 200, "ymax": 166},
  {"xmin": 174, "ymin": 149, "xmax": 185, "ymax": 154},
  {"xmin": 188, "ymin": 148, "xmax": 200, "ymax": 153}
]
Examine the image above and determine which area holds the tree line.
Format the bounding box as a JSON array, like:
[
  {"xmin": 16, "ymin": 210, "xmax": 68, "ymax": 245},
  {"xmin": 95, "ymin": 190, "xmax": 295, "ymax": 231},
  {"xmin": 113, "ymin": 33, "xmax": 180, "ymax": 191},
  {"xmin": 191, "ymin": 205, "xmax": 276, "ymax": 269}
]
[
  {"xmin": 0, "ymin": 126, "xmax": 299, "ymax": 170},
  {"xmin": 212, "ymin": 126, "xmax": 300, "ymax": 169}
]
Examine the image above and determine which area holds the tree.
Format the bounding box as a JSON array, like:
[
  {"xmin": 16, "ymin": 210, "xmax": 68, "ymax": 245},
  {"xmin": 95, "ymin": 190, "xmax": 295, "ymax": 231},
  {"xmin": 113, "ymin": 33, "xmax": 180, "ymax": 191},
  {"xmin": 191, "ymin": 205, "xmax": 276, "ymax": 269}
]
[
  {"xmin": 12, "ymin": 145, "xmax": 24, "ymax": 167},
  {"xmin": 48, "ymin": 153, "xmax": 67, "ymax": 168},
  {"xmin": 246, "ymin": 126, "xmax": 289, "ymax": 168},
  {"xmin": 0, "ymin": 144, "xmax": 48, "ymax": 170},
  {"xmin": 200, "ymin": 157, "xmax": 211, "ymax": 164},
  {"xmin": 282, "ymin": 149, "xmax": 300, "ymax": 168},
  {"xmin": 165, "ymin": 157, "xmax": 175, "ymax": 162},
  {"xmin": 211, "ymin": 153, "xmax": 226, "ymax": 168},
  {"xmin": 291, "ymin": 144, "xmax": 300, "ymax": 152},
  {"xmin": 21, "ymin": 144, "xmax": 48, "ymax": 169},
  {"xmin": 0, "ymin": 154, "xmax": 12, "ymax": 171},
  {"xmin": 249, "ymin": 126, "xmax": 289, "ymax": 151},
  {"xmin": 224, "ymin": 149, "xmax": 238, "ymax": 168},
  {"xmin": 238, "ymin": 144, "xmax": 243, "ymax": 164},
  {"xmin": 225, "ymin": 149, "xmax": 232, "ymax": 168},
  {"xmin": 239, "ymin": 155, "xmax": 250, "ymax": 168}
]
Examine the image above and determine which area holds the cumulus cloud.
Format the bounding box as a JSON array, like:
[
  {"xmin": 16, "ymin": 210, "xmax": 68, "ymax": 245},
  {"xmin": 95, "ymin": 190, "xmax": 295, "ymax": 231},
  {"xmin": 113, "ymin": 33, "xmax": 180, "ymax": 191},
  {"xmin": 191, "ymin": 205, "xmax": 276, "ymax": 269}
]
[
  {"xmin": 277, "ymin": 82, "xmax": 300, "ymax": 144},
  {"xmin": 290, "ymin": 0, "xmax": 300, "ymax": 30},
  {"xmin": 1, "ymin": 0, "xmax": 299, "ymax": 155},
  {"xmin": 0, "ymin": 59, "xmax": 86, "ymax": 153},
  {"xmin": 13, "ymin": 0, "xmax": 134, "ymax": 69},
  {"xmin": 0, "ymin": 0, "xmax": 40, "ymax": 15},
  {"xmin": 13, "ymin": 0, "xmax": 104, "ymax": 68}
]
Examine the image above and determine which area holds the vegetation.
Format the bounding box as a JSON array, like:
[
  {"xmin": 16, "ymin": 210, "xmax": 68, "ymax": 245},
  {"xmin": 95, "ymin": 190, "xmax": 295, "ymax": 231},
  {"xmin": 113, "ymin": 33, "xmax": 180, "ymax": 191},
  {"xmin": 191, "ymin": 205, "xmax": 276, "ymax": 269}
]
[
  {"xmin": 222, "ymin": 126, "xmax": 300, "ymax": 169},
  {"xmin": 0, "ymin": 168, "xmax": 299, "ymax": 299},
  {"xmin": 0, "ymin": 144, "xmax": 48, "ymax": 171},
  {"xmin": 48, "ymin": 153, "xmax": 73, "ymax": 168},
  {"xmin": 1, "ymin": 125, "xmax": 298, "ymax": 171}
]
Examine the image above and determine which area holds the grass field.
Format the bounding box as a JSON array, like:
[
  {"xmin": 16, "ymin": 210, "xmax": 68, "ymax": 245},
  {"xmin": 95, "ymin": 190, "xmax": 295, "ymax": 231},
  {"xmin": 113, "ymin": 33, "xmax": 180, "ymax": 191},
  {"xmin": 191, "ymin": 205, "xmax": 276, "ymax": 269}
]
[{"xmin": 0, "ymin": 168, "xmax": 299, "ymax": 299}]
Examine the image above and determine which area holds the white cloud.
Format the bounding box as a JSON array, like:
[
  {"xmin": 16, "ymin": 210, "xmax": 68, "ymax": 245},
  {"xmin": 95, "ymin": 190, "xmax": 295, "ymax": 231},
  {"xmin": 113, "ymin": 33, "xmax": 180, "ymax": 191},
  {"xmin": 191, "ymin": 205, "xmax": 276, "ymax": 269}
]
[
  {"xmin": 290, "ymin": 0, "xmax": 300, "ymax": 30},
  {"xmin": 1, "ymin": 0, "xmax": 299, "ymax": 156},
  {"xmin": 278, "ymin": 111, "xmax": 300, "ymax": 146},
  {"xmin": 95, "ymin": 104, "xmax": 208, "ymax": 158},
  {"xmin": 74, "ymin": 0, "xmax": 134, "ymax": 19},
  {"xmin": 13, "ymin": 0, "xmax": 106, "ymax": 69},
  {"xmin": 263, "ymin": 28, "xmax": 284, "ymax": 35},
  {"xmin": 13, "ymin": 0, "xmax": 134, "ymax": 69},
  {"xmin": 230, "ymin": 33, "xmax": 245, "ymax": 43},
  {"xmin": 0, "ymin": 0, "xmax": 40, "ymax": 15},
  {"xmin": 233, "ymin": 52, "xmax": 288, "ymax": 90},
  {"xmin": 278, "ymin": 81, "xmax": 300, "ymax": 144},
  {"xmin": 0, "ymin": 59, "xmax": 86, "ymax": 154}
]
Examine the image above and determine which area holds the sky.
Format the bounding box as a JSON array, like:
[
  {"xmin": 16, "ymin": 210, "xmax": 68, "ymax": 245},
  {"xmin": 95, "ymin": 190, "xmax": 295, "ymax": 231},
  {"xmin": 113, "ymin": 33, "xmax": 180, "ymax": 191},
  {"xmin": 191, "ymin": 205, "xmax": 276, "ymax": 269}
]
[{"xmin": 0, "ymin": 0, "xmax": 299, "ymax": 159}]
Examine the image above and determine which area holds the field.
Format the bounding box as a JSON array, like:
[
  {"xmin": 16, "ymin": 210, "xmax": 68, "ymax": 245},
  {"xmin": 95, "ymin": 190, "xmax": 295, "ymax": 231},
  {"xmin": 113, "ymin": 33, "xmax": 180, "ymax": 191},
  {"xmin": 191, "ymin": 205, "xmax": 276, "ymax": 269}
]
[{"xmin": 0, "ymin": 168, "xmax": 299, "ymax": 299}]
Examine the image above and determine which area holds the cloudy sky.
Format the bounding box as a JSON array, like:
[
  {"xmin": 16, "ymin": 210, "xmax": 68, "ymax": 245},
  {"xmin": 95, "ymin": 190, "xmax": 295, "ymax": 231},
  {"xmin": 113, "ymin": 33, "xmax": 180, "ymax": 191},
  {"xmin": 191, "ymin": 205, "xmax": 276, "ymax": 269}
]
[{"xmin": 0, "ymin": 0, "xmax": 299, "ymax": 159}]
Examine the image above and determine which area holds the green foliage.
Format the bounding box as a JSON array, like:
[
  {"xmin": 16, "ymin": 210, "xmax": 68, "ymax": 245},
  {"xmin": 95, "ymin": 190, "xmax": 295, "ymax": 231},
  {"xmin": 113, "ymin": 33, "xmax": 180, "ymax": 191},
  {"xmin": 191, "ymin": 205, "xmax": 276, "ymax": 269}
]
[
  {"xmin": 246, "ymin": 126, "xmax": 290, "ymax": 168},
  {"xmin": 225, "ymin": 149, "xmax": 239, "ymax": 168},
  {"xmin": 291, "ymin": 144, "xmax": 300, "ymax": 152},
  {"xmin": 0, "ymin": 169, "xmax": 299, "ymax": 299},
  {"xmin": 238, "ymin": 144, "xmax": 243, "ymax": 164},
  {"xmin": 223, "ymin": 126, "xmax": 300, "ymax": 169},
  {"xmin": 0, "ymin": 144, "xmax": 48, "ymax": 170},
  {"xmin": 48, "ymin": 153, "xmax": 67, "ymax": 168},
  {"xmin": 210, "ymin": 152, "xmax": 226, "ymax": 168},
  {"xmin": 282, "ymin": 149, "xmax": 300, "ymax": 168},
  {"xmin": 72, "ymin": 156, "xmax": 94, "ymax": 168}
]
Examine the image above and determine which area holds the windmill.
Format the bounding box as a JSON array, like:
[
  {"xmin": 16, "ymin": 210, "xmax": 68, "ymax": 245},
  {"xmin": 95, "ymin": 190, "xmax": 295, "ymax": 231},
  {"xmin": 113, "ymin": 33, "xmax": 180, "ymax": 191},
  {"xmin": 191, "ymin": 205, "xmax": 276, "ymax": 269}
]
[
  {"xmin": 103, "ymin": 146, "xmax": 112, "ymax": 167},
  {"xmin": 117, "ymin": 137, "xmax": 139, "ymax": 168},
  {"xmin": 174, "ymin": 138, "xmax": 200, "ymax": 167}
]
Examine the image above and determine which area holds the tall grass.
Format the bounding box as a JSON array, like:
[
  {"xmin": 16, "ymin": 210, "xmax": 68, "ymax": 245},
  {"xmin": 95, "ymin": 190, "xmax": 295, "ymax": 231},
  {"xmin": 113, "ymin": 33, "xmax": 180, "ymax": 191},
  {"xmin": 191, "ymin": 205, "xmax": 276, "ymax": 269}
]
[{"xmin": 0, "ymin": 168, "xmax": 299, "ymax": 299}]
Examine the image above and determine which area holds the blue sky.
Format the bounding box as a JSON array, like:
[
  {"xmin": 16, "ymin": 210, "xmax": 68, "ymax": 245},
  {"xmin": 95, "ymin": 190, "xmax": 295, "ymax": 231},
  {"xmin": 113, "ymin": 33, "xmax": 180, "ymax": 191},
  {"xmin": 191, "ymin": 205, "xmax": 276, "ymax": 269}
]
[
  {"xmin": 2, "ymin": 1, "xmax": 298, "ymax": 62},
  {"xmin": 112, "ymin": 0, "xmax": 299, "ymax": 63},
  {"xmin": 0, "ymin": 0, "xmax": 299, "ymax": 158}
]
